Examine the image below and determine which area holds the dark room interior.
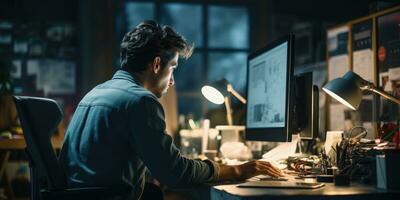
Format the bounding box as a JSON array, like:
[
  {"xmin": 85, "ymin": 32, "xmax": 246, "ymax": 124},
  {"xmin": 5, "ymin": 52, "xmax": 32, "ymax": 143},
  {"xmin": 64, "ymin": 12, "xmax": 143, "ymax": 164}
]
[{"xmin": 1, "ymin": 0, "xmax": 400, "ymax": 200}]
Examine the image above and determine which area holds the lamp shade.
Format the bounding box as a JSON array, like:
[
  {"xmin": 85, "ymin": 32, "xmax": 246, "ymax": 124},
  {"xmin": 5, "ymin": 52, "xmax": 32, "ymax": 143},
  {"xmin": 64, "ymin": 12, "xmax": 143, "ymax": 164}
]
[
  {"xmin": 201, "ymin": 79, "xmax": 229, "ymax": 105},
  {"xmin": 322, "ymin": 71, "xmax": 363, "ymax": 110}
]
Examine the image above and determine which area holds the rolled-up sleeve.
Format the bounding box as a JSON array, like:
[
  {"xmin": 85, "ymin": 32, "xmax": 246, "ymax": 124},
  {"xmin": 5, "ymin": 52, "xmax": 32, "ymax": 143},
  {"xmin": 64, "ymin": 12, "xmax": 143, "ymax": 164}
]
[{"xmin": 128, "ymin": 95, "xmax": 218, "ymax": 186}]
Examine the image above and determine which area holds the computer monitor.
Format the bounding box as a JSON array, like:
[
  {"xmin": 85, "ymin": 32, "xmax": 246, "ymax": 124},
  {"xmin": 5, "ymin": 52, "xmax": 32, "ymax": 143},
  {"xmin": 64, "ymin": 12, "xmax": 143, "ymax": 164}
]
[
  {"xmin": 293, "ymin": 72, "xmax": 319, "ymax": 140},
  {"xmin": 245, "ymin": 35, "xmax": 295, "ymax": 142}
]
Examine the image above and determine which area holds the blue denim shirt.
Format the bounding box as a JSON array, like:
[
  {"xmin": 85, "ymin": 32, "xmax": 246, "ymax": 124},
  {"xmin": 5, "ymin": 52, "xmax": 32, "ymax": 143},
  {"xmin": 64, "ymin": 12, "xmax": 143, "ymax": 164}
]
[{"xmin": 59, "ymin": 70, "xmax": 218, "ymax": 200}]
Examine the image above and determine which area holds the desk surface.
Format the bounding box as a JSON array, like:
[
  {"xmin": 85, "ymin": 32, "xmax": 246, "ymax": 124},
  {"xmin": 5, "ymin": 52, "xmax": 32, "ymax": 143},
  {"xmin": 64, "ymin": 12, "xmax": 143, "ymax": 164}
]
[
  {"xmin": 0, "ymin": 136, "xmax": 63, "ymax": 199},
  {"xmin": 211, "ymin": 181, "xmax": 400, "ymax": 200},
  {"xmin": 0, "ymin": 136, "xmax": 63, "ymax": 150},
  {"xmin": 0, "ymin": 138, "xmax": 27, "ymax": 150}
]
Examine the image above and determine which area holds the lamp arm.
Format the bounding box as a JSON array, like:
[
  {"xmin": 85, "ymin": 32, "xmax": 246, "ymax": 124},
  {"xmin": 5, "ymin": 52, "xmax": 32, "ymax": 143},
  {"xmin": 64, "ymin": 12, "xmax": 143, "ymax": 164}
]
[
  {"xmin": 226, "ymin": 84, "xmax": 247, "ymax": 104},
  {"xmin": 362, "ymin": 83, "xmax": 400, "ymax": 105},
  {"xmin": 224, "ymin": 97, "xmax": 233, "ymax": 125}
]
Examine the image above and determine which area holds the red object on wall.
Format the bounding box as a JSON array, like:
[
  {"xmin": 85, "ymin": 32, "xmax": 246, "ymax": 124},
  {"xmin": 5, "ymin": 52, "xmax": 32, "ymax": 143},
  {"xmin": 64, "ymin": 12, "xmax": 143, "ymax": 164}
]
[{"xmin": 378, "ymin": 46, "xmax": 386, "ymax": 62}]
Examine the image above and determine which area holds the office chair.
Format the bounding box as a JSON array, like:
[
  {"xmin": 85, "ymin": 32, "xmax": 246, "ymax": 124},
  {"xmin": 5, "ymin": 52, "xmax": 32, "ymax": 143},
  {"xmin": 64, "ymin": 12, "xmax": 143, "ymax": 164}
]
[{"xmin": 13, "ymin": 96, "xmax": 131, "ymax": 200}]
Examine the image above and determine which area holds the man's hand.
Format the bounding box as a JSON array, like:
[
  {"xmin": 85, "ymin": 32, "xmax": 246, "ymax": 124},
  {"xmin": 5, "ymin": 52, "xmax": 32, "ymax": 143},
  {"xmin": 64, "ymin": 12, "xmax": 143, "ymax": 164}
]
[
  {"xmin": 217, "ymin": 160, "xmax": 284, "ymax": 181},
  {"xmin": 235, "ymin": 160, "xmax": 283, "ymax": 180}
]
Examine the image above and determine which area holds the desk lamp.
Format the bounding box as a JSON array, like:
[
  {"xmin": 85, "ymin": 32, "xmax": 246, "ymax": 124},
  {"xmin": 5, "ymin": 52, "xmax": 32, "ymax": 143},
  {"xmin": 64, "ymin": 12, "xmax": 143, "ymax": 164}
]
[
  {"xmin": 201, "ymin": 79, "xmax": 246, "ymax": 125},
  {"xmin": 322, "ymin": 71, "xmax": 400, "ymax": 110}
]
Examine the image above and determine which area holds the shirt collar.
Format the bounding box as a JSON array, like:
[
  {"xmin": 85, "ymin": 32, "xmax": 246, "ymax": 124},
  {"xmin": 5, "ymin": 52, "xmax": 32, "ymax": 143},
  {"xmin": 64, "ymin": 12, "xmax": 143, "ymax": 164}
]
[{"xmin": 112, "ymin": 70, "xmax": 142, "ymax": 86}]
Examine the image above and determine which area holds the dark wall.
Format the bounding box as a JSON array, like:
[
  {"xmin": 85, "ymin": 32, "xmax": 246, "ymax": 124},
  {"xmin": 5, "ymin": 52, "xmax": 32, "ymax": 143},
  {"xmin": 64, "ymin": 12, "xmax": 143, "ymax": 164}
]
[
  {"xmin": 1, "ymin": 0, "xmax": 117, "ymax": 97},
  {"xmin": 248, "ymin": 0, "xmax": 373, "ymax": 66},
  {"xmin": 1, "ymin": 0, "xmax": 78, "ymax": 21},
  {"xmin": 3, "ymin": 0, "xmax": 391, "ymax": 96},
  {"xmin": 79, "ymin": 0, "xmax": 117, "ymax": 95}
]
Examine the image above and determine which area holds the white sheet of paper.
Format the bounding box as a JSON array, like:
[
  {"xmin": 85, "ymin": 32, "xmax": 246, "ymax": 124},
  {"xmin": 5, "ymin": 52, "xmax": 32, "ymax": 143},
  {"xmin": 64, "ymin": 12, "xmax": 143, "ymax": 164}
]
[
  {"xmin": 325, "ymin": 131, "xmax": 343, "ymax": 155},
  {"xmin": 328, "ymin": 55, "xmax": 349, "ymax": 81},
  {"xmin": 379, "ymin": 72, "xmax": 391, "ymax": 92},
  {"xmin": 353, "ymin": 49, "xmax": 373, "ymax": 82},
  {"xmin": 261, "ymin": 134, "xmax": 300, "ymax": 162},
  {"xmin": 388, "ymin": 67, "xmax": 400, "ymax": 81}
]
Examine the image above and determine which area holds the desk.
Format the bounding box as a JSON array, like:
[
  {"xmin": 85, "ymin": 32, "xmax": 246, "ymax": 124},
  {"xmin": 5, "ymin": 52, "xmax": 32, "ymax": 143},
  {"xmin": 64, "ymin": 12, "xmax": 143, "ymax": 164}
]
[
  {"xmin": 0, "ymin": 137, "xmax": 63, "ymax": 200},
  {"xmin": 210, "ymin": 182, "xmax": 400, "ymax": 200}
]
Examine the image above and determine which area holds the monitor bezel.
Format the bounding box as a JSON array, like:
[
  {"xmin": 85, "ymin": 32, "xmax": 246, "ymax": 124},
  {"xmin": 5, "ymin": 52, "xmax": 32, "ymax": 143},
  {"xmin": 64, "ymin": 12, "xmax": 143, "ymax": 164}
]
[{"xmin": 245, "ymin": 34, "xmax": 295, "ymax": 142}]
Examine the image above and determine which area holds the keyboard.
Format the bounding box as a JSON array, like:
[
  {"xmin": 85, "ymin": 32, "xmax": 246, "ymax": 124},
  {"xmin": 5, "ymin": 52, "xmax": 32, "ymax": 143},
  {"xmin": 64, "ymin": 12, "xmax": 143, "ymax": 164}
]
[{"xmin": 238, "ymin": 181, "xmax": 325, "ymax": 189}]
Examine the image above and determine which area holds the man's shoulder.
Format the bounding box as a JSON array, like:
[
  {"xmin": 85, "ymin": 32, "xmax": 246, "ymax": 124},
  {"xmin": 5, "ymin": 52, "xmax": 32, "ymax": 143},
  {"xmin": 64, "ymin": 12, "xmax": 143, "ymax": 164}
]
[
  {"xmin": 101, "ymin": 70, "xmax": 158, "ymax": 101},
  {"xmin": 78, "ymin": 79, "xmax": 156, "ymax": 109}
]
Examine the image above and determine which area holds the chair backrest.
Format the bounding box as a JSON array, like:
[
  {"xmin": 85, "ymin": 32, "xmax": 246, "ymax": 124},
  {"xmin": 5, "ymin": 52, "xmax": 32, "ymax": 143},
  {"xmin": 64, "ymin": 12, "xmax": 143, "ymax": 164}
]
[{"xmin": 13, "ymin": 96, "xmax": 67, "ymax": 190}]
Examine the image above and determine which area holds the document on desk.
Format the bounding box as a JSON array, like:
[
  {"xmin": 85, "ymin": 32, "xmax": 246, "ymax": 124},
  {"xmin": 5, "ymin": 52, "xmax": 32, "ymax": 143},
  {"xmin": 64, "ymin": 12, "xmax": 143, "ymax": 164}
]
[{"xmin": 261, "ymin": 134, "xmax": 299, "ymax": 162}]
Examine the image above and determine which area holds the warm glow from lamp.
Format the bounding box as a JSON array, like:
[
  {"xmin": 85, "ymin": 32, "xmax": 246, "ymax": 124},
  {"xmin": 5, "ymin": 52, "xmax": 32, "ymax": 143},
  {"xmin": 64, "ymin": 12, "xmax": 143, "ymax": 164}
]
[
  {"xmin": 322, "ymin": 87, "xmax": 356, "ymax": 110},
  {"xmin": 201, "ymin": 85, "xmax": 225, "ymax": 105},
  {"xmin": 202, "ymin": 79, "xmax": 247, "ymax": 126}
]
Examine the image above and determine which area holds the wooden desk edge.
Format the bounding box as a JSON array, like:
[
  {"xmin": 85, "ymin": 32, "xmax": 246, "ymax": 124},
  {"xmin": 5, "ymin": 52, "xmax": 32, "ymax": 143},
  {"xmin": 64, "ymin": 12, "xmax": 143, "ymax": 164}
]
[{"xmin": 0, "ymin": 137, "xmax": 63, "ymax": 150}]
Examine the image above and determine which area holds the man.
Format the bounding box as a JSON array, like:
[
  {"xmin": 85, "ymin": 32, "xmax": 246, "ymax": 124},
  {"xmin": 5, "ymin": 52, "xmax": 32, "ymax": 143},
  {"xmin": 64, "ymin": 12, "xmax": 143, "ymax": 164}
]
[{"xmin": 59, "ymin": 21, "xmax": 282, "ymax": 200}]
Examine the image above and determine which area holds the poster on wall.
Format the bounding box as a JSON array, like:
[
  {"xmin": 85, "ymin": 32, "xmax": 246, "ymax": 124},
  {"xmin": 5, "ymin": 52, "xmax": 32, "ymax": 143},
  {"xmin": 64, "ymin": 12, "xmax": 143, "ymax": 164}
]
[
  {"xmin": 327, "ymin": 26, "xmax": 350, "ymax": 130},
  {"xmin": 0, "ymin": 18, "xmax": 79, "ymax": 136},
  {"xmin": 351, "ymin": 19, "xmax": 375, "ymax": 136},
  {"xmin": 352, "ymin": 19, "xmax": 374, "ymax": 82},
  {"xmin": 377, "ymin": 10, "xmax": 400, "ymax": 122},
  {"xmin": 327, "ymin": 26, "xmax": 350, "ymax": 81},
  {"xmin": 26, "ymin": 59, "xmax": 76, "ymax": 96},
  {"xmin": 0, "ymin": 21, "xmax": 13, "ymax": 55}
]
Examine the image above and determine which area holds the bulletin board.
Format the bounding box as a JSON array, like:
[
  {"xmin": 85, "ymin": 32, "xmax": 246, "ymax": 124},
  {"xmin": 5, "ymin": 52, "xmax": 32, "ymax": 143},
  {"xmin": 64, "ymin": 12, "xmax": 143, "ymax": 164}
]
[
  {"xmin": 327, "ymin": 25, "xmax": 352, "ymax": 132},
  {"xmin": 0, "ymin": 20, "xmax": 79, "ymax": 126},
  {"xmin": 376, "ymin": 10, "xmax": 400, "ymax": 123},
  {"xmin": 351, "ymin": 19, "xmax": 376, "ymax": 138},
  {"xmin": 326, "ymin": 5, "xmax": 400, "ymax": 138}
]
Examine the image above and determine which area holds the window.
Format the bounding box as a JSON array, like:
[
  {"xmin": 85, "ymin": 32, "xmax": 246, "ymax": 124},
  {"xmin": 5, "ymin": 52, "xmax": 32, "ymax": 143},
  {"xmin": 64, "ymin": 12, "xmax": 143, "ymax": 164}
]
[
  {"xmin": 160, "ymin": 4, "xmax": 203, "ymax": 47},
  {"xmin": 208, "ymin": 6, "xmax": 249, "ymax": 49},
  {"xmin": 117, "ymin": 1, "xmax": 249, "ymax": 120},
  {"xmin": 124, "ymin": 2, "xmax": 155, "ymax": 31}
]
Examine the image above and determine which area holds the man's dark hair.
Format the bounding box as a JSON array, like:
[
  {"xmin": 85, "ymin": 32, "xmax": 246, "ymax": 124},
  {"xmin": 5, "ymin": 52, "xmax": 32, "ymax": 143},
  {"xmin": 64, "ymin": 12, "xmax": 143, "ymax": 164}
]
[{"xmin": 120, "ymin": 20, "xmax": 193, "ymax": 73}]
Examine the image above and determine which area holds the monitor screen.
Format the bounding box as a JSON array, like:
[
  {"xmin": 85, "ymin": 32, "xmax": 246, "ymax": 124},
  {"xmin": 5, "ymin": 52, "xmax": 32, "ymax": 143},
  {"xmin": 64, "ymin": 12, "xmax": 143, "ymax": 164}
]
[{"xmin": 245, "ymin": 35, "xmax": 295, "ymax": 142}]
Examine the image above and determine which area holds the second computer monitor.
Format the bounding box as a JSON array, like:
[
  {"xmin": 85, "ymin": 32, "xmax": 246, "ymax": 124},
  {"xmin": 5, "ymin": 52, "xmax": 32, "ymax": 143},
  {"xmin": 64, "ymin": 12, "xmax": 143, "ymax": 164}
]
[
  {"xmin": 245, "ymin": 35, "xmax": 295, "ymax": 142},
  {"xmin": 294, "ymin": 72, "xmax": 319, "ymax": 140}
]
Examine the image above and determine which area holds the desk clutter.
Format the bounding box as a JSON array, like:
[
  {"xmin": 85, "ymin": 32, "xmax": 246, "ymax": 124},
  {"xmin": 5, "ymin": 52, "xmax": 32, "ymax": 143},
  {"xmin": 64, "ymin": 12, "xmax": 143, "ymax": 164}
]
[
  {"xmin": 325, "ymin": 125, "xmax": 400, "ymax": 189},
  {"xmin": 178, "ymin": 121, "xmax": 400, "ymax": 190}
]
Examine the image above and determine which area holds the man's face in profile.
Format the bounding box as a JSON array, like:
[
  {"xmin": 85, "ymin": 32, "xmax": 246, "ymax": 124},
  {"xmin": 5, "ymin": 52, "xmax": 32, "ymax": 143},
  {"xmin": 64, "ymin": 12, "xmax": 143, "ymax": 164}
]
[{"xmin": 151, "ymin": 52, "xmax": 178, "ymax": 98}]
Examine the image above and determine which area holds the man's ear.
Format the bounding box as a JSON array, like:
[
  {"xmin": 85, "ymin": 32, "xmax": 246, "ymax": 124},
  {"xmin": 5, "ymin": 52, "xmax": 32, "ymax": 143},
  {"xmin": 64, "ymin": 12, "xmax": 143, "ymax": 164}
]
[{"xmin": 151, "ymin": 56, "xmax": 162, "ymax": 74}]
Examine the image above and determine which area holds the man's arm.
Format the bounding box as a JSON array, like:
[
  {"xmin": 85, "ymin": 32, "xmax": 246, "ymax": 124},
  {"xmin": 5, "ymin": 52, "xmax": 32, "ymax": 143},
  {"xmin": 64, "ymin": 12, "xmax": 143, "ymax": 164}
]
[
  {"xmin": 129, "ymin": 96, "xmax": 216, "ymax": 186},
  {"xmin": 130, "ymin": 95, "xmax": 283, "ymax": 185}
]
